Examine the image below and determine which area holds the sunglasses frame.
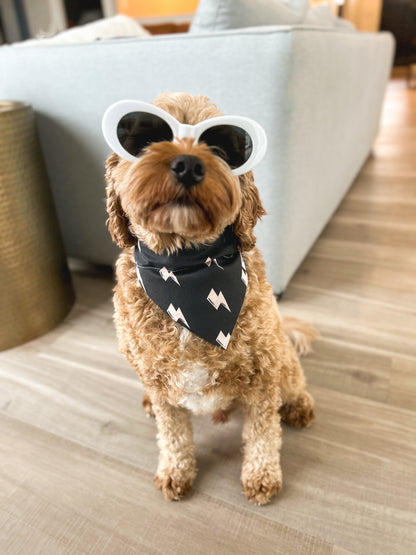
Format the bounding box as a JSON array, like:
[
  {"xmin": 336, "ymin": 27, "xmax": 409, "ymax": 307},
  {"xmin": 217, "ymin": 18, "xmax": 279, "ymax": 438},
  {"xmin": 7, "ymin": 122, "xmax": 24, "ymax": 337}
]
[{"xmin": 102, "ymin": 100, "xmax": 267, "ymax": 176}]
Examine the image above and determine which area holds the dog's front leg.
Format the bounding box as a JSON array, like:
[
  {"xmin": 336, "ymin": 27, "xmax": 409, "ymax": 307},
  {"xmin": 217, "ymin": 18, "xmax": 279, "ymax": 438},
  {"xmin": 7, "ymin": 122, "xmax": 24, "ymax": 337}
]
[
  {"xmin": 241, "ymin": 399, "xmax": 283, "ymax": 505},
  {"xmin": 151, "ymin": 400, "xmax": 196, "ymax": 501}
]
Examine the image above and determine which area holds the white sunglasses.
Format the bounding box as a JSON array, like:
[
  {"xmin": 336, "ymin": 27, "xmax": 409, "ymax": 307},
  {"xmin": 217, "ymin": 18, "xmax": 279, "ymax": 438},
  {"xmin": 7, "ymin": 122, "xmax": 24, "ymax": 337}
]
[{"xmin": 102, "ymin": 100, "xmax": 267, "ymax": 176}]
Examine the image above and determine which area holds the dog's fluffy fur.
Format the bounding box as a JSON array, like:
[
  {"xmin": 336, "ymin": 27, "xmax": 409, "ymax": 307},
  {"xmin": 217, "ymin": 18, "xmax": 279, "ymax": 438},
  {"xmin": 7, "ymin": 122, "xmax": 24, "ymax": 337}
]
[{"xmin": 105, "ymin": 93, "xmax": 316, "ymax": 505}]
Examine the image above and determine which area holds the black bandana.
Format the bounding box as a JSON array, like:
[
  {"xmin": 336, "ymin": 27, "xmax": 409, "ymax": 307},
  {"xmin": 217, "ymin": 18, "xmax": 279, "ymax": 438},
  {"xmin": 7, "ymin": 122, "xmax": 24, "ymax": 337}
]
[{"xmin": 134, "ymin": 226, "xmax": 247, "ymax": 349}]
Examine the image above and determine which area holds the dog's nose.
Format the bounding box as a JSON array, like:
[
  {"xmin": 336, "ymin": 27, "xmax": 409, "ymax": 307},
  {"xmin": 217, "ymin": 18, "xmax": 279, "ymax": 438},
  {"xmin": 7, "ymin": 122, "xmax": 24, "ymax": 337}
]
[{"xmin": 170, "ymin": 155, "xmax": 205, "ymax": 188}]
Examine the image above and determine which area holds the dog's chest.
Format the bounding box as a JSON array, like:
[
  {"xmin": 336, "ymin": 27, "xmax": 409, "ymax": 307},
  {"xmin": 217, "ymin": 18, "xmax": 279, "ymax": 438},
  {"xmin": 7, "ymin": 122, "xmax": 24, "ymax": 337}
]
[{"xmin": 174, "ymin": 362, "xmax": 229, "ymax": 414}]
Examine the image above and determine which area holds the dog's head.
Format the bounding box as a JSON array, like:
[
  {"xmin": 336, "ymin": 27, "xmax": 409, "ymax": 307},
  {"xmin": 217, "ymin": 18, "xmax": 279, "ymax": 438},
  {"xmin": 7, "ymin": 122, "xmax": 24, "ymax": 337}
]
[{"xmin": 104, "ymin": 93, "xmax": 266, "ymax": 253}]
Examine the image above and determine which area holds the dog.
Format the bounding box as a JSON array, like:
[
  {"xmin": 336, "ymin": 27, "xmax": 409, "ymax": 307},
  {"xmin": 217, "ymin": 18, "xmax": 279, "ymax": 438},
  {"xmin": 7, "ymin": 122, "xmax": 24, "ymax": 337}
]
[{"xmin": 103, "ymin": 92, "xmax": 316, "ymax": 505}]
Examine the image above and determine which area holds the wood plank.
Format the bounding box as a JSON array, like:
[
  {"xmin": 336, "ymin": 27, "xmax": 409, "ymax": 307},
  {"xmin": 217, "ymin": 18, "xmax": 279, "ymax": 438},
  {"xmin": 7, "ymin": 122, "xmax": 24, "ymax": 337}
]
[
  {"xmin": 348, "ymin": 173, "xmax": 416, "ymax": 201},
  {"xmin": 1, "ymin": 332, "xmax": 416, "ymax": 553},
  {"xmin": 280, "ymin": 281, "xmax": 416, "ymax": 404},
  {"xmin": 388, "ymin": 356, "xmax": 416, "ymax": 412},
  {"xmin": 0, "ymin": 414, "xmax": 334, "ymax": 555},
  {"xmin": 290, "ymin": 255, "xmax": 415, "ymax": 307},
  {"xmin": 307, "ymin": 239, "xmax": 416, "ymax": 275}
]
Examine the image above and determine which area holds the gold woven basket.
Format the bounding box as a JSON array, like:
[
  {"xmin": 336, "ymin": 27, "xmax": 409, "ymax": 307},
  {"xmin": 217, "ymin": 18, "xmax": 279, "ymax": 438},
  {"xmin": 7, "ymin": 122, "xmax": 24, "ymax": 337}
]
[{"xmin": 0, "ymin": 101, "xmax": 75, "ymax": 351}]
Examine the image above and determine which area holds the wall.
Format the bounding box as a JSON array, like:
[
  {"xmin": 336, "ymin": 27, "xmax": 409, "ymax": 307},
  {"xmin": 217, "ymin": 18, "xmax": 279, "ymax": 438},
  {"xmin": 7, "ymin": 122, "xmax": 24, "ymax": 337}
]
[{"xmin": 342, "ymin": 0, "xmax": 384, "ymax": 32}]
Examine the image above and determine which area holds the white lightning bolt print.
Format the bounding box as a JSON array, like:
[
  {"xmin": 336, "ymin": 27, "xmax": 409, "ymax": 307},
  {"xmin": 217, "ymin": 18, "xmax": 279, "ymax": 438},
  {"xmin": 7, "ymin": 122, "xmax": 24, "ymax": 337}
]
[
  {"xmin": 167, "ymin": 304, "xmax": 190, "ymax": 328},
  {"xmin": 207, "ymin": 289, "xmax": 231, "ymax": 312},
  {"xmin": 205, "ymin": 257, "xmax": 224, "ymax": 270},
  {"xmin": 216, "ymin": 331, "xmax": 231, "ymax": 349},
  {"xmin": 159, "ymin": 266, "xmax": 180, "ymax": 286},
  {"xmin": 240, "ymin": 253, "xmax": 248, "ymax": 285},
  {"xmin": 135, "ymin": 266, "xmax": 146, "ymax": 293}
]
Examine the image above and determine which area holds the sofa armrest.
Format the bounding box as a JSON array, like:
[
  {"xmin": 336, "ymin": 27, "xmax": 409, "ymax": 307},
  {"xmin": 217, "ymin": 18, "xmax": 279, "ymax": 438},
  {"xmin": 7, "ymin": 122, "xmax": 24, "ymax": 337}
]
[{"xmin": 260, "ymin": 28, "xmax": 395, "ymax": 290}]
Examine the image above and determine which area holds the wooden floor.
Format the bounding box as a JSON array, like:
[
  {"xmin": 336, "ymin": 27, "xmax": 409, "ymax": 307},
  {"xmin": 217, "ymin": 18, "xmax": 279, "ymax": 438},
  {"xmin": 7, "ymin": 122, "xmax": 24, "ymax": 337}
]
[{"xmin": 1, "ymin": 74, "xmax": 415, "ymax": 555}]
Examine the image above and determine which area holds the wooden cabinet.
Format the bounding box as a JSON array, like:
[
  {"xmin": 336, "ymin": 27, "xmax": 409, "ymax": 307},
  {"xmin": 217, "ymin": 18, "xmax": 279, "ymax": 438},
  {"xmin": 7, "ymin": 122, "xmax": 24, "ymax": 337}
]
[{"xmin": 380, "ymin": 0, "xmax": 416, "ymax": 65}]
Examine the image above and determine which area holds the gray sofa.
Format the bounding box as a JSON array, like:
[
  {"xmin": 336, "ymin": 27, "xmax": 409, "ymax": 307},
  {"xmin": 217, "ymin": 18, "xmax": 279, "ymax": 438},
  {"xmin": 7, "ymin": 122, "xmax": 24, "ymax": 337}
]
[{"xmin": 0, "ymin": 25, "xmax": 394, "ymax": 294}]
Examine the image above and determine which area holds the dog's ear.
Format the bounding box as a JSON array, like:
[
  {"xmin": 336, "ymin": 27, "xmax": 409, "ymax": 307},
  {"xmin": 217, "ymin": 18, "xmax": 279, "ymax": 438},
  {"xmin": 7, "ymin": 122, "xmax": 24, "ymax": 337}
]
[
  {"xmin": 105, "ymin": 153, "xmax": 136, "ymax": 248},
  {"xmin": 233, "ymin": 172, "xmax": 266, "ymax": 252}
]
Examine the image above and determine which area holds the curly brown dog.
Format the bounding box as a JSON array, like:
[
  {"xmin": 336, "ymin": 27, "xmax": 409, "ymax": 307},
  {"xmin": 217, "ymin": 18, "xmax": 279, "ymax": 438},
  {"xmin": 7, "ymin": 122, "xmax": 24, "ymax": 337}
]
[{"xmin": 104, "ymin": 92, "xmax": 317, "ymax": 505}]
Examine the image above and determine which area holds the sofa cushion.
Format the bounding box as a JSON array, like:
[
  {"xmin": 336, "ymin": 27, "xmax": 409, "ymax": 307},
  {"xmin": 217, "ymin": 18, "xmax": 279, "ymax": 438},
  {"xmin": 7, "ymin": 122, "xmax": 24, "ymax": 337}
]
[
  {"xmin": 189, "ymin": 0, "xmax": 309, "ymax": 33},
  {"xmin": 15, "ymin": 15, "xmax": 150, "ymax": 46},
  {"xmin": 302, "ymin": 5, "xmax": 356, "ymax": 31}
]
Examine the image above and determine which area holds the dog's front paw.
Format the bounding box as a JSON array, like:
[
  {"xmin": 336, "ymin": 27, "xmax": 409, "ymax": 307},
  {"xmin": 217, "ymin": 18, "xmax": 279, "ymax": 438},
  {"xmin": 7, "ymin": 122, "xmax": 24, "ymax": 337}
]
[
  {"xmin": 279, "ymin": 391, "xmax": 315, "ymax": 428},
  {"xmin": 241, "ymin": 466, "xmax": 282, "ymax": 505},
  {"xmin": 154, "ymin": 464, "xmax": 196, "ymax": 501}
]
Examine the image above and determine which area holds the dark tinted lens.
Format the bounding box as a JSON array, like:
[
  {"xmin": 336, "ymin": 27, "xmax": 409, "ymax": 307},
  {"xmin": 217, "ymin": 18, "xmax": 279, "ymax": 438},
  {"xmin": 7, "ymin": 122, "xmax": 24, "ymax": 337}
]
[
  {"xmin": 117, "ymin": 111, "xmax": 173, "ymax": 157},
  {"xmin": 199, "ymin": 125, "xmax": 253, "ymax": 169}
]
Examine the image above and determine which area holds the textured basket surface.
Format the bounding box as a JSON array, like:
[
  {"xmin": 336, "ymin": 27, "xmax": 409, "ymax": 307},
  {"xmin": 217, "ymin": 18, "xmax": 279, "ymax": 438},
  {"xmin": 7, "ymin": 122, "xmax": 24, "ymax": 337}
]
[{"xmin": 0, "ymin": 101, "xmax": 74, "ymax": 351}]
